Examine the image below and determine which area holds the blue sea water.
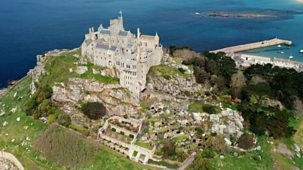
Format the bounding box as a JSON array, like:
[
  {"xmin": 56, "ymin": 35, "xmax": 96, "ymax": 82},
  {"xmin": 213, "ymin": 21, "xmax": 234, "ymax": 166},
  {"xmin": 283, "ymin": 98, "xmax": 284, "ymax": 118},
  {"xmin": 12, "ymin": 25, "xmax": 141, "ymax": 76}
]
[{"xmin": 0, "ymin": 0, "xmax": 303, "ymax": 88}]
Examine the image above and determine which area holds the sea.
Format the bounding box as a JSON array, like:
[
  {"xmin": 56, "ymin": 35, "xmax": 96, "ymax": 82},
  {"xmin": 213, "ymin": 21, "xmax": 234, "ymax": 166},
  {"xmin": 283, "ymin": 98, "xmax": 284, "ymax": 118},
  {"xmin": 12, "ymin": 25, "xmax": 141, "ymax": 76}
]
[{"xmin": 0, "ymin": 0, "xmax": 303, "ymax": 88}]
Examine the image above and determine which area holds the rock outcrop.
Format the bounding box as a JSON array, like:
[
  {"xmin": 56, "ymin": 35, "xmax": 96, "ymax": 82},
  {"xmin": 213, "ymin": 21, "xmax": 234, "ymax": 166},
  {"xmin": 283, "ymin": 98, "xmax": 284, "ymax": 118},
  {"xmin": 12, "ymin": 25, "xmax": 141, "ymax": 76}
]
[{"xmin": 52, "ymin": 78, "xmax": 138, "ymax": 116}]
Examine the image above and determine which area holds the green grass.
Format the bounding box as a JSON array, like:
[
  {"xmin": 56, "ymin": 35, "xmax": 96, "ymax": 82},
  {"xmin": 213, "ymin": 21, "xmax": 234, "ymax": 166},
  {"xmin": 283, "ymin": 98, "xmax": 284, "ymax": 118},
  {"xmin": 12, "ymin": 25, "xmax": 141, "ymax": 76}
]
[
  {"xmin": 42, "ymin": 54, "xmax": 78, "ymax": 87},
  {"xmin": 41, "ymin": 52, "xmax": 119, "ymax": 88},
  {"xmin": 188, "ymin": 100, "xmax": 221, "ymax": 114},
  {"xmin": 0, "ymin": 76, "xmax": 59, "ymax": 169},
  {"xmin": 188, "ymin": 100, "xmax": 204, "ymax": 113},
  {"xmin": 80, "ymin": 66, "xmax": 119, "ymax": 84},
  {"xmin": 212, "ymin": 137, "xmax": 274, "ymax": 170},
  {"xmin": 69, "ymin": 124, "xmax": 88, "ymax": 134},
  {"xmin": 34, "ymin": 124, "xmax": 98, "ymax": 168},
  {"xmin": 293, "ymin": 116, "xmax": 303, "ymax": 149},
  {"xmin": 0, "ymin": 75, "xmax": 157, "ymax": 170},
  {"xmin": 148, "ymin": 64, "xmax": 189, "ymax": 80},
  {"xmin": 172, "ymin": 135, "xmax": 188, "ymax": 142},
  {"xmin": 148, "ymin": 159, "xmax": 179, "ymax": 169},
  {"xmin": 135, "ymin": 140, "xmax": 153, "ymax": 150}
]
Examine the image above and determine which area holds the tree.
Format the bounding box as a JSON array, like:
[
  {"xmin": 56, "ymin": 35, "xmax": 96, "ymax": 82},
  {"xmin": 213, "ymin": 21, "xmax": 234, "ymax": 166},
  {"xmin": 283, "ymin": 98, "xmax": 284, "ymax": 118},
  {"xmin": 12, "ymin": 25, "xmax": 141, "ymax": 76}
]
[
  {"xmin": 210, "ymin": 75, "xmax": 225, "ymax": 92},
  {"xmin": 230, "ymin": 71, "xmax": 247, "ymax": 99},
  {"xmin": 194, "ymin": 67, "xmax": 210, "ymax": 84},
  {"xmin": 81, "ymin": 102, "xmax": 107, "ymax": 120}
]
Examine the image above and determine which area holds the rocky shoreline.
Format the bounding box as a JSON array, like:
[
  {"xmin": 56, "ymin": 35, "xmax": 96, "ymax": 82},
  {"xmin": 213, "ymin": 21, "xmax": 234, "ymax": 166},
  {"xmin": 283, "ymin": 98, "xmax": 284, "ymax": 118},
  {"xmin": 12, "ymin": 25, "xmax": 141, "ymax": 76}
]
[{"xmin": 207, "ymin": 12, "xmax": 276, "ymax": 18}]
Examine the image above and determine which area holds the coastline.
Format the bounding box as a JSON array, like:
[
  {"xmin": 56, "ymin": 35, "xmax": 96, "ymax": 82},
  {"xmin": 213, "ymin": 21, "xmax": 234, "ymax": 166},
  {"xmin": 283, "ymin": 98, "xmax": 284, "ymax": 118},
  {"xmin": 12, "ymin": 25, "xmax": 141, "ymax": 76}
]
[{"xmin": 297, "ymin": 0, "xmax": 303, "ymax": 3}]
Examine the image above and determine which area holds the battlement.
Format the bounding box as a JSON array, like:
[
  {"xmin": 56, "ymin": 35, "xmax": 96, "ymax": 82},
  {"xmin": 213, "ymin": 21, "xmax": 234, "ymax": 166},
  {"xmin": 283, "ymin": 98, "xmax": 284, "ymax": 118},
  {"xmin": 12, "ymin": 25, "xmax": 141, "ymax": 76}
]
[{"xmin": 81, "ymin": 13, "xmax": 163, "ymax": 101}]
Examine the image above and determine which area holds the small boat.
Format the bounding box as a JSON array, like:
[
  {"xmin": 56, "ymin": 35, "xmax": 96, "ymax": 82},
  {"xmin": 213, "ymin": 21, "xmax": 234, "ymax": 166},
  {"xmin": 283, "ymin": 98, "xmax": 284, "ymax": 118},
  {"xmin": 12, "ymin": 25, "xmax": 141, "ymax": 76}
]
[
  {"xmin": 280, "ymin": 51, "xmax": 284, "ymax": 54},
  {"xmin": 195, "ymin": 12, "xmax": 200, "ymax": 15},
  {"xmin": 277, "ymin": 45, "xmax": 282, "ymax": 48},
  {"xmin": 300, "ymin": 50, "xmax": 303, "ymax": 53},
  {"xmin": 289, "ymin": 55, "xmax": 294, "ymax": 59}
]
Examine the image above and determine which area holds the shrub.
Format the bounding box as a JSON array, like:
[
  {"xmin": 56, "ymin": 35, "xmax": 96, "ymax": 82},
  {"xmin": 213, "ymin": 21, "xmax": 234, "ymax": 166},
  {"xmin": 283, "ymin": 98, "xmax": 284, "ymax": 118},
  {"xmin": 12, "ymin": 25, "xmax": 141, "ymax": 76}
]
[
  {"xmin": 38, "ymin": 99, "xmax": 52, "ymax": 116},
  {"xmin": 202, "ymin": 104, "xmax": 219, "ymax": 114},
  {"xmin": 24, "ymin": 95, "xmax": 38, "ymax": 116},
  {"xmin": 178, "ymin": 68, "xmax": 186, "ymax": 74},
  {"xmin": 237, "ymin": 133, "xmax": 255, "ymax": 150},
  {"xmin": 47, "ymin": 114, "xmax": 57, "ymax": 124},
  {"xmin": 57, "ymin": 114, "xmax": 71, "ymax": 127},
  {"xmin": 81, "ymin": 102, "xmax": 107, "ymax": 120},
  {"xmin": 162, "ymin": 139, "xmax": 176, "ymax": 159}
]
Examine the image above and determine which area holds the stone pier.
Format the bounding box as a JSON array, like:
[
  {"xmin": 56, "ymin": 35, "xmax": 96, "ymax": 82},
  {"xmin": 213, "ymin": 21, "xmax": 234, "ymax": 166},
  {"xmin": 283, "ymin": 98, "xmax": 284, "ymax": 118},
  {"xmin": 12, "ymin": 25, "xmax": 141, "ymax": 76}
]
[{"xmin": 211, "ymin": 38, "xmax": 292, "ymax": 54}]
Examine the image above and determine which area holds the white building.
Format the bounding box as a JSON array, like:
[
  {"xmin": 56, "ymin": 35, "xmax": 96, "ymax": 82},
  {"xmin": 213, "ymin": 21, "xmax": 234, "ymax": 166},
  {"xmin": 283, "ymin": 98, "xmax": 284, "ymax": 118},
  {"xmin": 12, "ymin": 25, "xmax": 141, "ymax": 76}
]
[{"xmin": 81, "ymin": 13, "xmax": 163, "ymax": 99}]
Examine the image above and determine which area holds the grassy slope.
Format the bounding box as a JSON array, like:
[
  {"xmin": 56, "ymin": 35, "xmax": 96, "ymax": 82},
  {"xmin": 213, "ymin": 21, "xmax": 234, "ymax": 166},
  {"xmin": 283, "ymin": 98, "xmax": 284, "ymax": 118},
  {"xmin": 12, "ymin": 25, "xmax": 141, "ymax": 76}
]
[
  {"xmin": 212, "ymin": 137, "xmax": 273, "ymax": 170},
  {"xmin": 293, "ymin": 116, "xmax": 303, "ymax": 150},
  {"xmin": 148, "ymin": 64, "xmax": 189, "ymax": 80},
  {"xmin": 41, "ymin": 52, "xmax": 119, "ymax": 88},
  {"xmin": 0, "ymin": 71, "xmax": 156, "ymax": 170},
  {"xmin": 212, "ymin": 135, "xmax": 303, "ymax": 170}
]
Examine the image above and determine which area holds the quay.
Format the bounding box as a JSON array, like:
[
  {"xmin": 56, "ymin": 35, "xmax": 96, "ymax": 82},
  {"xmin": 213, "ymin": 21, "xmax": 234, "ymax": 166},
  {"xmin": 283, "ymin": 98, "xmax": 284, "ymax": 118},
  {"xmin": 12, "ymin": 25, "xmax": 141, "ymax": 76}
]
[
  {"xmin": 211, "ymin": 38, "xmax": 292, "ymax": 53},
  {"xmin": 231, "ymin": 53, "xmax": 303, "ymax": 72}
]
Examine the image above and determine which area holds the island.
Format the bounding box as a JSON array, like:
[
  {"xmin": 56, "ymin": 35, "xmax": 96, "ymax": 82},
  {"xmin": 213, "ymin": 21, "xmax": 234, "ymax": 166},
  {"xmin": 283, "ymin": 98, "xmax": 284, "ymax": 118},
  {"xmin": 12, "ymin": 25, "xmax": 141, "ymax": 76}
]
[{"xmin": 0, "ymin": 13, "xmax": 302, "ymax": 170}]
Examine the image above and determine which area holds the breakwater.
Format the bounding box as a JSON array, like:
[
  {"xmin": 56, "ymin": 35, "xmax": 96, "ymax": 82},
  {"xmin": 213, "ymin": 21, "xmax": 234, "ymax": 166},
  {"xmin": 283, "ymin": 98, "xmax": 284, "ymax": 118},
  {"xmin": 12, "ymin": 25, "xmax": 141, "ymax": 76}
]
[{"xmin": 211, "ymin": 38, "xmax": 292, "ymax": 53}]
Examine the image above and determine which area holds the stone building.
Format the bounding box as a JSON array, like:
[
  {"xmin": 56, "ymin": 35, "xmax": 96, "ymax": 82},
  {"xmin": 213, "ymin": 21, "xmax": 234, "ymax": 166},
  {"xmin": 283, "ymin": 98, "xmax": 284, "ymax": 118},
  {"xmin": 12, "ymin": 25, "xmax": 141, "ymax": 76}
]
[{"xmin": 81, "ymin": 12, "xmax": 163, "ymax": 99}]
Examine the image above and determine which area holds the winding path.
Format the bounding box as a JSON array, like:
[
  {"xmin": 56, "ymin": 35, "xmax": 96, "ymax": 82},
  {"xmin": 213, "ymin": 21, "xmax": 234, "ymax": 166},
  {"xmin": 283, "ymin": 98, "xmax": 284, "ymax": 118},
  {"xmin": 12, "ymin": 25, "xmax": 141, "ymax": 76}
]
[{"xmin": 0, "ymin": 151, "xmax": 24, "ymax": 170}]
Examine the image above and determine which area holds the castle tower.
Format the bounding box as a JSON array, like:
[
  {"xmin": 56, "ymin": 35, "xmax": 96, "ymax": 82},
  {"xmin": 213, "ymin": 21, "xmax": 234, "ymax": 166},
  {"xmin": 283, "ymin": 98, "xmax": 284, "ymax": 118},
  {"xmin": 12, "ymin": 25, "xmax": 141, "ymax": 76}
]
[
  {"xmin": 136, "ymin": 28, "xmax": 141, "ymax": 60},
  {"xmin": 98, "ymin": 24, "xmax": 104, "ymax": 32},
  {"xmin": 119, "ymin": 10, "xmax": 124, "ymax": 30},
  {"xmin": 155, "ymin": 32, "xmax": 160, "ymax": 46},
  {"xmin": 137, "ymin": 28, "xmax": 141, "ymax": 42}
]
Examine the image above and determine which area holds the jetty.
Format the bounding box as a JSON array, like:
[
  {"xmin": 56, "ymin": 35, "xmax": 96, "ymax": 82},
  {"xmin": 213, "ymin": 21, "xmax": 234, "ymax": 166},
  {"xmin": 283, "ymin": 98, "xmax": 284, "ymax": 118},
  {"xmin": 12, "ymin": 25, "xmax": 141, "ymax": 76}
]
[{"xmin": 211, "ymin": 38, "xmax": 292, "ymax": 53}]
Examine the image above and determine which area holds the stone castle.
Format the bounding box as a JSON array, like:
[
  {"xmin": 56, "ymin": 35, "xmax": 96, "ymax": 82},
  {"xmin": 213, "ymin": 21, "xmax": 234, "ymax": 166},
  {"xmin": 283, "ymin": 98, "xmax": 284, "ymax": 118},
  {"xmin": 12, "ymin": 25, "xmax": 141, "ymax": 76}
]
[{"xmin": 81, "ymin": 13, "xmax": 163, "ymax": 99}]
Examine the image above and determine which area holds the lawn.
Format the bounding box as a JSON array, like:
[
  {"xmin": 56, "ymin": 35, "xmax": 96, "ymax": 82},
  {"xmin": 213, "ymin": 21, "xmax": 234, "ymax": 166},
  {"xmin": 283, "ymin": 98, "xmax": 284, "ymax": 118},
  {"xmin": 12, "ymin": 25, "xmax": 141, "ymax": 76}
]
[{"xmin": 135, "ymin": 140, "xmax": 153, "ymax": 150}]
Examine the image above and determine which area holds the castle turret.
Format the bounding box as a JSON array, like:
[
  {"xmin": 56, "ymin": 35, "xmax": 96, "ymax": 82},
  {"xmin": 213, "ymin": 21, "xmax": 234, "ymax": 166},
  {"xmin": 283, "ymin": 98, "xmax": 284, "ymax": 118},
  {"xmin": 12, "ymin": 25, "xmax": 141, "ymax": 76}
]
[
  {"xmin": 137, "ymin": 28, "xmax": 141, "ymax": 42},
  {"xmin": 98, "ymin": 24, "xmax": 104, "ymax": 32},
  {"xmin": 155, "ymin": 32, "xmax": 160, "ymax": 46},
  {"xmin": 119, "ymin": 10, "xmax": 124, "ymax": 30}
]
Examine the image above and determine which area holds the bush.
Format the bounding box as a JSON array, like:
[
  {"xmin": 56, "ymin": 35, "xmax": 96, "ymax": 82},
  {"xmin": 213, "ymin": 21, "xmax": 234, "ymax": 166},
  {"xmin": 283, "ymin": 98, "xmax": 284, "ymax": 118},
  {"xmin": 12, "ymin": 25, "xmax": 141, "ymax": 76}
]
[
  {"xmin": 81, "ymin": 102, "xmax": 107, "ymax": 120},
  {"xmin": 37, "ymin": 99, "xmax": 52, "ymax": 116},
  {"xmin": 24, "ymin": 95, "xmax": 38, "ymax": 116},
  {"xmin": 47, "ymin": 114, "xmax": 57, "ymax": 124},
  {"xmin": 162, "ymin": 139, "xmax": 176, "ymax": 159},
  {"xmin": 202, "ymin": 104, "xmax": 219, "ymax": 114},
  {"xmin": 237, "ymin": 133, "xmax": 255, "ymax": 150},
  {"xmin": 24, "ymin": 84, "xmax": 53, "ymax": 119},
  {"xmin": 190, "ymin": 148, "xmax": 214, "ymax": 170},
  {"xmin": 57, "ymin": 114, "xmax": 71, "ymax": 127}
]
